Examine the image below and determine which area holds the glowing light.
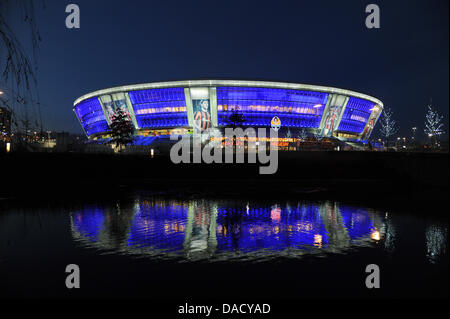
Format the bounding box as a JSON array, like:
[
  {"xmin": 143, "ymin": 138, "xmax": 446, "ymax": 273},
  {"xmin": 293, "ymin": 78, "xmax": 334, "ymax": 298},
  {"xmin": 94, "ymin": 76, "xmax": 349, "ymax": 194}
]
[
  {"xmin": 313, "ymin": 104, "xmax": 322, "ymax": 108},
  {"xmin": 314, "ymin": 234, "xmax": 323, "ymax": 248},
  {"xmin": 271, "ymin": 116, "xmax": 282, "ymax": 132},
  {"xmin": 217, "ymin": 87, "xmax": 328, "ymax": 129},
  {"xmin": 151, "ymin": 149, "xmax": 154, "ymax": 158},
  {"xmin": 271, "ymin": 116, "xmax": 281, "ymax": 125},
  {"xmin": 371, "ymin": 230, "xmax": 381, "ymax": 241},
  {"xmin": 73, "ymin": 201, "xmax": 379, "ymax": 257},
  {"xmin": 350, "ymin": 114, "xmax": 367, "ymax": 122},
  {"xmin": 6, "ymin": 143, "xmax": 11, "ymax": 153},
  {"xmin": 74, "ymin": 97, "xmax": 110, "ymax": 136},
  {"xmin": 271, "ymin": 207, "xmax": 281, "ymax": 222}
]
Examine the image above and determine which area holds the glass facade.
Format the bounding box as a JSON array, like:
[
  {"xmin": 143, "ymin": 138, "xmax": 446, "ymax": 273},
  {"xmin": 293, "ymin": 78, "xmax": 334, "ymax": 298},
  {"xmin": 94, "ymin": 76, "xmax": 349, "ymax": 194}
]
[
  {"xmin": 337, "ymin": 97, "xmax": 375, "ymax": 134},
  {"xmin": 74, "ymin": 97, "xmax": 110, "ymax": 136},
  {"xmin": 128, "ymin": 88, "xmax": 188, "ymax": 128},
  {"xmin": 74, "ymin": 82, "xmax": 382, "ymax": 140},
  {"xmin": 216, "ymin": 87, "xmax": 329, "ymax": 128}
]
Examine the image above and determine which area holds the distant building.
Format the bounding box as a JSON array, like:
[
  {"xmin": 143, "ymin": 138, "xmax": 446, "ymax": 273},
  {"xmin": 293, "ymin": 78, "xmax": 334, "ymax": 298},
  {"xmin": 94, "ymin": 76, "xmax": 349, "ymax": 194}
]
[{"xmin": 0, "ymin": 107, "xmax": 12, "ymax": 137}]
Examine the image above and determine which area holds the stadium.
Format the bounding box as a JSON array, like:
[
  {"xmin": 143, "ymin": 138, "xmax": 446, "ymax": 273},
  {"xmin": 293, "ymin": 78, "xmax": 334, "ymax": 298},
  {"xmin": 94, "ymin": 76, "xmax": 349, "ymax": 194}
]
[{"xmin": 73, "ymin": 80, "xmax": 384, "ymax": 148}]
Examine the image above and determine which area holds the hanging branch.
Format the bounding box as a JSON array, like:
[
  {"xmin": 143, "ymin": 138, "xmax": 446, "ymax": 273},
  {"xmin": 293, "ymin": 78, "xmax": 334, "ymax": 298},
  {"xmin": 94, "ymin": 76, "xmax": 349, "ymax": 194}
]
[{"xmin": 0, "ymin": 0, "xmax": 44, "ymax": 134}]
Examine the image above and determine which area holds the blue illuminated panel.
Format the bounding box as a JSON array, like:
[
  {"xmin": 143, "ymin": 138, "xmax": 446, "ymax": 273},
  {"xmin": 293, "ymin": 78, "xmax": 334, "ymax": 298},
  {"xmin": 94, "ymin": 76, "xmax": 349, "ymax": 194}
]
[
  {"xmin": 216, "ymin": 87, "xmax": 329, "ymax": 128},
  {"xmin": 216, "ymin": 204, "xmax": 327, "ymax": 251},
  {"xmin": 72, "ymin": 207, "xmax": 105, "ymax": 242},
  {"xmin": 127, "ymin": 201, "xmax": 188, "ymax": 252},
  {"xmin": 74, "ymin": 97, "xmax": 109, "ymax": 136},
  {"xmin": 128, "ymin": 88, "xmax": 188, "ymax": 128},
  {"xmin": 338, "ymin": 97, "xmax": 375, "ymax": 134},
  {"xmin": 215, "ymin": 203, "xmax": 374, "ymax": 252},
  {"xmin": 338, "ymin": 205, "xmax": 375, "ymax": 239},
  {"xmin": 71, "ymin": 201, "xmax": 377, "ymax": 258}
]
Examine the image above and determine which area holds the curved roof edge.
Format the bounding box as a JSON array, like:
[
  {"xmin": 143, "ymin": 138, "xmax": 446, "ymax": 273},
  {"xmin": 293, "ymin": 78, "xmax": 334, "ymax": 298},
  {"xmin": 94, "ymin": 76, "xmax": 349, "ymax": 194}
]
[{"xmin": 74, "ymin": 80, "xmax": 384, "ymax": 108}]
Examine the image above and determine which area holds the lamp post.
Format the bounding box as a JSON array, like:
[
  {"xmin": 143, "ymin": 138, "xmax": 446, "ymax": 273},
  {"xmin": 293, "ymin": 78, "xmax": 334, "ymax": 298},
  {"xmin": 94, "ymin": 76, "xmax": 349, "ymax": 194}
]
[{"xmin": 411, "ymin": 127, "xmax": 417, "ymax": 150}]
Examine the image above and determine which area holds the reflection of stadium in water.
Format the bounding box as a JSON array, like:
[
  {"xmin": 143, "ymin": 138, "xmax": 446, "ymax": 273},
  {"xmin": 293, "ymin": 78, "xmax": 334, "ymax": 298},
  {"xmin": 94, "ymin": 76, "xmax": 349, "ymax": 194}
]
[{"xmin": 71, "ymin": 198, "xmax": 392, "ymax": 261}]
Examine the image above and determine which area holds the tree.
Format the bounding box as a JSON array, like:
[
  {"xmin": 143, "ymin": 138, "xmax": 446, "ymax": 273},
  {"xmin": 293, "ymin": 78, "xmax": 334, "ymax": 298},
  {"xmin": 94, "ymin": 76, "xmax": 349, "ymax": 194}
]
[
  {"xmin": 1, "ymin": 1, "xmax": 41, "ymax": 90},
  {"xmin": 297, "ymin": 128, "xmax": 308, "ymax": 150},
  {"xmin": 313, "ymin": 130, "xmax": 324, "ymax": 143},
  {"xmin": 298, "ymin": 128, "xmax": 308, "ymax": 141},
  {"xmin": 286, "ymin": 128, "xmax": 292, "ymax": 138},
  {"xmin": 286, "ymin": 128, "xmax": 292, "ymax": 150},
  {"xmin": 224, "ymin": 109, "xmax": 246, "ymax": 147},
  {"xmin": 378, "ymin": 107, "xmax": 398, "ymax": 149},
  {"xmin": 424, "ymin": 103, "xmax": 444, "ymax": 148},
  {"xmin": 109, "ymin": 108, "xmax": 134, "ymax": 150},
  {"xmin": 1, "ymin": 1, "xmax": 44, "ymax": 137},
  {"xmin": 225, "ymin": 109, "xmax": 246, "ymax": 129}
]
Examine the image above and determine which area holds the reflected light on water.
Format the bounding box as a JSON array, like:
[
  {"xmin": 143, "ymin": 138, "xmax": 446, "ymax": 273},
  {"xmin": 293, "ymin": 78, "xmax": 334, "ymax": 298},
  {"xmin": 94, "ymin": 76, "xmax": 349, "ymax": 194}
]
[
  {"xmin": 270, "ymin": 206, "xmax": 281, "ymax": 222},
  {"xmin": 371, "ymin": 229, "xmax": 381, "ymax": 241},
  {"xmin": 68, "ymin": 198, "xmax": 445, "ymax": 262},
  {"xmin": 314, "ymin": 234, "xmax": 323, "ymax": 248},
  {"xmin": 426, "ymin": 224, "xmax": 448, "ymax": 264}
]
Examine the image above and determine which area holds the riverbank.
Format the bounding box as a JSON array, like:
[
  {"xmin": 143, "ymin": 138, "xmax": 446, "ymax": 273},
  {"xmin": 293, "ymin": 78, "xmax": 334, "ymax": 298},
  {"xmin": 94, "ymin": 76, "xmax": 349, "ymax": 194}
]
[{"xmin": 1, "ymin": 151, "xmax": 448, "ymax": 216}]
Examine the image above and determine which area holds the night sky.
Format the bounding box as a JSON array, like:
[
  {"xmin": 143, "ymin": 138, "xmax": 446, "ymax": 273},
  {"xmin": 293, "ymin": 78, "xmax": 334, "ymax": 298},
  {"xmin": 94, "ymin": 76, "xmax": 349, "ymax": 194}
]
[{"xmin": 10, "ymin": 0, "xmax": 450, "ymax": 137}]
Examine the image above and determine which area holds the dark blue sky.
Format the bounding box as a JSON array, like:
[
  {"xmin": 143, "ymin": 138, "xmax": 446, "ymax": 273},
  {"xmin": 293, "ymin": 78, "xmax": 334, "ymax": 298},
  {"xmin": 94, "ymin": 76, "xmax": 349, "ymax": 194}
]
[{"xmin": 26, "ymin": 0, "xmax": 450, "ymax": 136}]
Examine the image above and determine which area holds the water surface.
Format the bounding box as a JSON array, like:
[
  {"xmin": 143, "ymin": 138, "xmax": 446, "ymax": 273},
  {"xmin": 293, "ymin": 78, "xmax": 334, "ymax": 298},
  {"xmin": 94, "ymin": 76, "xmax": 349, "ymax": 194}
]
[{"xmin": 0, "ymin": 194, "xmax": 448, "ymax": 298}]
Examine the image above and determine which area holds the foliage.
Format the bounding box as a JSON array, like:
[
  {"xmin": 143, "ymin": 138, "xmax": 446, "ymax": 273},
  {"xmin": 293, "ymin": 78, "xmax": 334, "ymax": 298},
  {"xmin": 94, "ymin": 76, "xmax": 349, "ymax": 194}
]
[
  {"xmin": 313, "ymin": 130, "xmax": 324, "ymax": 142},
  {"xmin": 424, "ymin": 104, "xmax": 444, "ymax": 137},
  {"xmin": 298, "ymin": 128, "xmax": 308, "ymax": 141},
  {"xmin": 286, "ymin": 128, "xmax": 292, "ymax": 138},
  {"xmin": 109, "ymin": 109, "xmax": 134, "ymax": 149},
  {"xmin": 225, "ymin": 109, "xmax": 246, "ymax": 128},
  {"xmin": 0, "ymin": 0, "xmax": 44, "ymax": 134},
  {"xmin": 378, "ymin": 107, "xmax": 398, "ymax": 146}
]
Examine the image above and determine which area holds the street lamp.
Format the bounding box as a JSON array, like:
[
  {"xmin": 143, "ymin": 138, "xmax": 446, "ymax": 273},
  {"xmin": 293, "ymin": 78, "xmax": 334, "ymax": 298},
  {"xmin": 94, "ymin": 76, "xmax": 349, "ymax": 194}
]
[{"xmin": 411, "ymin": 127, "xmax": 417, "ymax": 142}]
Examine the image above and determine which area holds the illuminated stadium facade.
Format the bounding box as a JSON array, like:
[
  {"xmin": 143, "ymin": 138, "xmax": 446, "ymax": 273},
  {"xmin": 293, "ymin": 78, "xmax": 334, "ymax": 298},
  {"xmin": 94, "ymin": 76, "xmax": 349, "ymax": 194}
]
[{"xmin": 73, "ymin": 80, "xmax": 384, "ymax": 143}]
